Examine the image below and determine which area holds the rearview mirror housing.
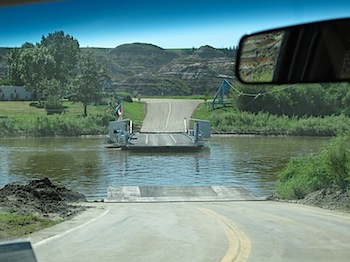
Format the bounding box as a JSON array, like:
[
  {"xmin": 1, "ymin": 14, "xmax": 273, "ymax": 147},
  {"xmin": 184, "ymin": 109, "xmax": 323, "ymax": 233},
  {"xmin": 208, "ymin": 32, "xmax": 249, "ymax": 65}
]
[{"xmin": 236, "ymin": 18, "xmax": 350, "ymax": 84}]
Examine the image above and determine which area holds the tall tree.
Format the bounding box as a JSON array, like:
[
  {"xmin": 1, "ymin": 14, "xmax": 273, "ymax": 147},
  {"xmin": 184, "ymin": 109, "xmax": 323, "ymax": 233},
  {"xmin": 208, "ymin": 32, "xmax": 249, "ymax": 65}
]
[
  {"xmin": 8, "ymin": 43, "xmax": 34, "ymax": 86},
  {"xmin": 17, "ymin": 45, "xmax": 56, "ymax": 98},
  {"xmin": 8, "ymin": 32, "xmax": 80, "ymax": 99},
  {"xmin": 8, "ymin": 48, "xmax": 23, "ymax": 86},
  {"xmin": 71, "ymin": 50, "xmax": 103, "ymax": 116},
  {"xmin": 41, "ymin": 31, "xmax": 80, "ymax": 86}
]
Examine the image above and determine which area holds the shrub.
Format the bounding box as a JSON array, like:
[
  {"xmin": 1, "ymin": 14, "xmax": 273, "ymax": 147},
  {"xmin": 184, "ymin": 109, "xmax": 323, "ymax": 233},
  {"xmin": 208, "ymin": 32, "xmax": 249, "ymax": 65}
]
[
  {"xmin": 276, "ymin": 155, "xmax": 329, "ymax": 199},
  {"xmin": 44, "ymin": 96, "xmax": 63, "ymax": 110},
  {"xmin": 44, "ymin": 97, "xmax": 64, "ymax": 115},
  {"xmin": 234, "ymin": 82, "xmax": 350, "ymax": 117},
  {"xmin": 276, "ymin": 135, "xmax": 350, "ymax": 199},
  {"xmin": 0, "ymin": 118, "xmax": 20, "ymax": 137},
  {"xmin": 29, "ymin": 102, "xmax": 39, "ymax": 107},
  {"xmin": 321, "ymin": 136, "xmax": 350, "ymax": 189}
]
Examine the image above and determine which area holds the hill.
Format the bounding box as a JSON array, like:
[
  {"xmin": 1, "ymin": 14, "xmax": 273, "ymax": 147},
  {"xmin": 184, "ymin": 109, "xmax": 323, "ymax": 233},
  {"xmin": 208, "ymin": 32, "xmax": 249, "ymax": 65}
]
[{"xmin": 1, "ymin": 43, "xmax": 235, "ymax": 96}]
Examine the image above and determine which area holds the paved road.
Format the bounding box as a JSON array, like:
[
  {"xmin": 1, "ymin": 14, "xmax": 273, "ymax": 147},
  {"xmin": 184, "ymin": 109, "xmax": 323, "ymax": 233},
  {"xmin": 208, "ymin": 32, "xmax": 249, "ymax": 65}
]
[
  {"xmin": 130, "ymin": 99, "xmax": 203, "ymax": 149},
  {"xmin": 140, "ymin": 99, "xmax": 203, "ymax": 132},
  {"xmin": 30, "ymin": 201, "xmax": 350, "ymax": 262}
]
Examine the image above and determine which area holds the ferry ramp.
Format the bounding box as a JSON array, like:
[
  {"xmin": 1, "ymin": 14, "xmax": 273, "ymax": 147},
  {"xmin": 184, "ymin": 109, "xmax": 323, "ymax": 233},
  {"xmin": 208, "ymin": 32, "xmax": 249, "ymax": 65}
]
[{"xmin": 106, "ymin": 186, "xmax": 259, "ymax": 202}]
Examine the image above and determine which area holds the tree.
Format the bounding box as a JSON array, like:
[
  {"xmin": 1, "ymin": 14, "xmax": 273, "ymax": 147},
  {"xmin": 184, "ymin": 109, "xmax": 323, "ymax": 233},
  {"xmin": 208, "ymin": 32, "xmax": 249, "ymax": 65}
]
[
  {"xmin": 17, "ymin": 45, "xmax": 56, "ymax": 98},
  {"xmin": 8, "ymin": 43, "xmax": 34, "ymax": 86},
  {"xmin": 41, "ymin": 31, "xmax": 80, "ymax": 86},
  {"xmin": 8, "ymin": 48, "xmax": 23, "ymax": 86},
  {"xmin": 71, "ymin": 51, "xmax": 103, "ymax": 116},
  {"xmin": 8, "ymin": 32, "xmax": 80, "ymax": 100}
]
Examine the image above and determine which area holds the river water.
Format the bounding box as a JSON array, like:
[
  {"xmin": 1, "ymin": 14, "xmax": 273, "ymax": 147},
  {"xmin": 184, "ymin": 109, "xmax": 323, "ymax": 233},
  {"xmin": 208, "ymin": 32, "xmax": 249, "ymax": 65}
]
[{"xmin": 0, "ymin": 136, "xmax": 329, "ymax": 200}]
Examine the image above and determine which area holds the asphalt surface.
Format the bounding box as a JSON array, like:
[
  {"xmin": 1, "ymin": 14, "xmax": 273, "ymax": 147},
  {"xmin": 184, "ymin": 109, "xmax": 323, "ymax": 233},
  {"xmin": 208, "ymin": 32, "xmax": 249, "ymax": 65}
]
[
  {"xmin": 140, "ymin": 99, "xmax": 202, "ymax": 132},
  {"xmin": 131, "ymin": 99, "xmax": 204, "ymax": 149},
  {"xmin": 30, "ymin": 201, "xmax": 350, "ymax": 262}
]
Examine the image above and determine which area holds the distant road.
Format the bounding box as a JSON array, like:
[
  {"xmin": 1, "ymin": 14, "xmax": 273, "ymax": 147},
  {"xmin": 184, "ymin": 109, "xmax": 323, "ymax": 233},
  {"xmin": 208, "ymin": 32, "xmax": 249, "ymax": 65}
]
[{"xmin": 140, "ymin": 99, "xmax": 203, "ymax": 132}]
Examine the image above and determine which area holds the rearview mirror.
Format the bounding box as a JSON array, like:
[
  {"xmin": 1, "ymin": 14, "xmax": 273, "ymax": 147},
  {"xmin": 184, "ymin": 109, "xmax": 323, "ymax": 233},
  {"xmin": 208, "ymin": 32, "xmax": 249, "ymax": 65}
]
[{"xmin": 236, "ymin": 18, "xmax": 350, "ymax": 84}]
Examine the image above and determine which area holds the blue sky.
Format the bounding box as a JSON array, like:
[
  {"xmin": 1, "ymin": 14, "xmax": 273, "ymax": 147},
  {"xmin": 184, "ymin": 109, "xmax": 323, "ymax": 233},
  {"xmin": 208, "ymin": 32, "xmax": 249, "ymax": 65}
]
[{"xmin": 0, "ymin": 0, "xmax": 350, "ymax": 48}]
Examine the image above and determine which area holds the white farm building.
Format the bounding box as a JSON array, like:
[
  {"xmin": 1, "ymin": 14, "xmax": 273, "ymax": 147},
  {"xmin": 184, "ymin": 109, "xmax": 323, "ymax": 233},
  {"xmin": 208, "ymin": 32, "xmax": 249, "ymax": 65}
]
[{"xmin": 0, "ymin": 86, "xmax": 35, "ymax": 101}]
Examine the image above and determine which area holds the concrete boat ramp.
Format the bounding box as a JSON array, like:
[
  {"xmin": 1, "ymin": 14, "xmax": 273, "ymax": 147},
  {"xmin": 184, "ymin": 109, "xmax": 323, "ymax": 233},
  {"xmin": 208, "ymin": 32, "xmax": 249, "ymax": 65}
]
[{"xmin": 106, "ymin": 186, "xmax": 259, "ymax": 202}]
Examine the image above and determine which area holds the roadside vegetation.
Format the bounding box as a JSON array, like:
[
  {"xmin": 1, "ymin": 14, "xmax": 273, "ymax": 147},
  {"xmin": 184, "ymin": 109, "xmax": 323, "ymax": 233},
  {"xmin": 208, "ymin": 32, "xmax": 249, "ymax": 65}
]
[
  {"xmin": 195, "ymin": 81, "xmax": 350, "ymax": 136},
  {"xmin": 0, "ymin": 212, "xmax": 59, "ymax": 240},
  {"xmin": 276, "ymin": 135, "xmax": 350, "ymax": 202},
  {"xmin": 0, "ymin": 100, "xmax": 144, "ymax": 138},
  {"xmin": 195, "ymin": 104, "xmax": 350, "ymax": 136}
]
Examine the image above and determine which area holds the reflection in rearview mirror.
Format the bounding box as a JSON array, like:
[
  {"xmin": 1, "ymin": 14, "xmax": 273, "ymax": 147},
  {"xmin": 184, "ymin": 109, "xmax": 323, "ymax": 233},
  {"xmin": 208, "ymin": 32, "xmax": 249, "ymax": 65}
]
[
  {"xmin": 238, "ymin": 31, "xmax": 285, "ymax": 82},
  {"xmin": 236, "ymin": 18, "xmax": 350, "ymax": 84}
]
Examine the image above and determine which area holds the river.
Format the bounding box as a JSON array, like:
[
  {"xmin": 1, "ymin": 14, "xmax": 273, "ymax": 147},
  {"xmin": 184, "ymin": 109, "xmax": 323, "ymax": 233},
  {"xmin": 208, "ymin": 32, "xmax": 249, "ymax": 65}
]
[{"xmin": 0, "ymin": 136, "xmax": 329, "ymax": 200}]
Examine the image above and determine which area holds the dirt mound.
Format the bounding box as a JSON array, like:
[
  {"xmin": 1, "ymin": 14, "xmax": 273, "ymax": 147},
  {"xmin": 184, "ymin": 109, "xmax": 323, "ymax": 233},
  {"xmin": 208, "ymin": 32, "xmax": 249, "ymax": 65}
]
[
  {"xmin": 0, "ymin": 178, "xmax": 87, "ymax": 220},
  {"xmin": 268, "ymin": 186, "xmax": 350, "ymax": 213},
  {"xmin": 298, "ymin": 187, "xmax": 350, "ymax": 211}
]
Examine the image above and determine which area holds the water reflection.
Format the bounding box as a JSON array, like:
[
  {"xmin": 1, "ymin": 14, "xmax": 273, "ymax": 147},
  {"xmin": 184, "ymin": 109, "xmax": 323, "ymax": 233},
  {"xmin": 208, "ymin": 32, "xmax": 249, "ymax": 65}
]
[
  {"xmin": 100, "ymin": 150, "xmax": 212, "ymax": 187},
  {"xmin": 0, "ymin": 136, "xmax": 328, "ymax": 199}
]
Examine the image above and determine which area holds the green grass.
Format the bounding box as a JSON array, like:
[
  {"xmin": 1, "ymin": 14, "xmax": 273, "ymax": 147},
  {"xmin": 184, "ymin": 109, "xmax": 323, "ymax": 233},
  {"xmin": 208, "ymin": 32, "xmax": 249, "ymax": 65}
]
[
  {"xmin": 122, "ymin": 101, "xmax": 145, "ymax": 127},
  {"xmin": 0, "ymin": 100, "xmax": 145, "ymax": 137},
  {"xmin": 0, "ymin": 101, "xmax": 107, "ymax": 119},
  {"xmin": 0, "ymin": 212, "xmax": 59, "ymax": 240},
  {"xmin": 194, "ymin": 103, "xmax": 350, "ymax": 136},
  {"xmin": 276, "ymin": 135, "xmax": 350, "ymax": 199},
  {"xmin": 193, "ymin": 101, "xmax": 216, "ymax": 119},
  {"xmin": 0, "ymin": 100, "xmax": 143, "ymax": 119},
  {"xmin": 0, "ymin": 101, "xmax": 47, "ymax": 120}
]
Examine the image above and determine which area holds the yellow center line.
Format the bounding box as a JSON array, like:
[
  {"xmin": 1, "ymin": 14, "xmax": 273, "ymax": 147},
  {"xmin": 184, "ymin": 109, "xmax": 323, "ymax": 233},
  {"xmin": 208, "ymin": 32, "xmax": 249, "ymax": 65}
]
[
  {"xmin": 165, "ymin": 101, "xmax": 171, "ymax": 130},
  {"xmin": 199, "ymin": 207, "xmax": 251, "ymax": 262}
]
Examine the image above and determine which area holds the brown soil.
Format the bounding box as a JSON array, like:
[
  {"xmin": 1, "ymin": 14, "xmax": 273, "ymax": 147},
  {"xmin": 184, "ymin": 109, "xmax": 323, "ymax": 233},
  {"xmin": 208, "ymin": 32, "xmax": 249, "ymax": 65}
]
[
  {"xmin": 0, "ymin": 178, "xmax": 87, "ymax": 220},
  {"xmin": 298, "ymin": 187, "xmax": 350, "ymax": 211},
  {"xmin": 268, "ymin": 186, "xmax": 350, "ymax": 213}
]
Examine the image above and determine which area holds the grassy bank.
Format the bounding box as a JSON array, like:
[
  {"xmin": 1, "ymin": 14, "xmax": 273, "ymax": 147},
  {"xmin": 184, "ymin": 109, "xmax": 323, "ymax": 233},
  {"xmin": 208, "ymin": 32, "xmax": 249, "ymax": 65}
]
[
  {"xmin": 276, "ymin": 135, "xmax": 350, "ymax": 200},
  {"xmin": 0, "ymin": 212, "xmax": 59, "ymax": 240},
  {"xmin": 0, "ymin": 101, "xmax": 144, "ymax": 137},
  {"xmin": 3, "ymin": 99, "xmax": 350, "ymax": 138},
  {"xmin": 194, "ymin": 103, "xmax": 350, "ymax": 136}
]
